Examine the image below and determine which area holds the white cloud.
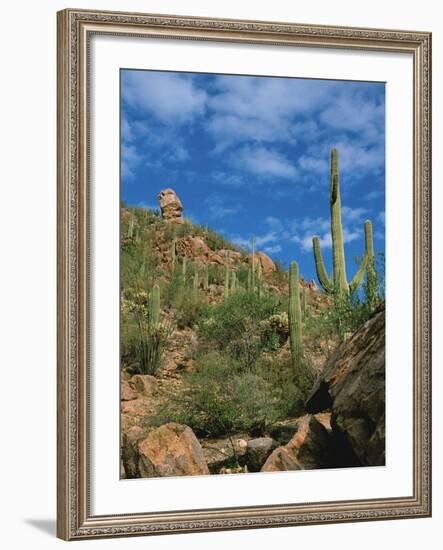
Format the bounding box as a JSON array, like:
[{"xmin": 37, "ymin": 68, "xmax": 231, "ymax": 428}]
[
  {"xmin": 204, "ymin": 195, "xmax": 240, "ymax": 220},
  {"xmin": 378, "ymin": 211, "xmax": 386, "ymax": 225},
  {"xmin": 121, "ymin": 144, "xmax": 141, "ymax": 180},
  {"xmin": 122, "ymin": 71, "xmax": 207, "ymax": 124},
  {"xmin": 232, "ymin": 146, "xmax": 297, "ymax": 180},
  {"xmin": 364, "ymin": 189, "xmax": 384, "ymax": 200},
  {"xmin": 210, "ymin": 171, "xmax": 246, "ymax": 187},
  {"xmin": 264, "ymin": 245, "xmax": 282, "ymax": 254},
  {"xmin": 290, "ymin": 208, "xmax": 365, "ymax": 253}
]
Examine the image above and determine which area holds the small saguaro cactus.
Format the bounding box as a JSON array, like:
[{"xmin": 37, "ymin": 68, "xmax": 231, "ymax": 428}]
[
  {"xmin": 288, "ymin": 261, "xmax": 302, "ymax": 367},
  {"xmin": 128, "ymin": 210, "xmax": 135, "ymax": 238},
  {"xmin": 171, "ymin": 238, "xmax": 177, "ymax": 267},
  {"xmin": 203, "ymin": 264, "xmax": 209, "ymax": 290},
  {"xmin": 224, "ymin": 266, "xmax": 230, "ymax": 300},
  {"xmin": 181, "ymin": 256, "xmax": 187, "ymax": 282},
  {"xmin": 149, "ymin": 284, "xmax": 160, "ymax": 325},
  {"xmin": 312, "ymin": 148, "xmax": 375, "ymax": 295},
  {"xmin": 231, "ymin": 271, "xmax": 237, "ymax": 293},
  {"xmin": 301, "ymin": 286, "xmax": 307, "ymax": 317},
  {"xmin": 193, "ymin": 270, "xmax": 199, "ymax": 293},
  {"xmin": 251, "ymin": 237, "xmax": 256, "ymax": 293}
]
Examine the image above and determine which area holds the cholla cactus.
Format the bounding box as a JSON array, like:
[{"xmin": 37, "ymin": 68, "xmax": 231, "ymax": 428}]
[
  {"xmin": 312, "ymin": 149, "xmax": 374, "ymax": 295},
  {"xmin": 264, "ymin": 312, "xmax": 289, "ymax": 342}
]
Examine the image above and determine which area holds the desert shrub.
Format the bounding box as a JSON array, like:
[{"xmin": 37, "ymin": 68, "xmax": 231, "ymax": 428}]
[
  {"xmin": 153, "ymin": 352, "xmax": 297, "ymax": 437},
  {"xmin": 121, "ymin": 289, "xmax": 172, "ymax": 375},
  {"xmin": 173, "ymin": 287, "xmax": 206, "ymax": 328},
  {"xmin": 198, "ymin": 292, "xmax": 278, "ymax": 369},
  {"xmin": 153, "ymin": 350, "xmax": 315, "ymax": 437}
]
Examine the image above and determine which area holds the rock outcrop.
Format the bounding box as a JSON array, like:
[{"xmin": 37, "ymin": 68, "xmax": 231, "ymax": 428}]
[
  {"xmin": 306, "ymin": 307, "xmax": 385, "ymax": 466},
  {"xmin": 121, "ymin": 379, "xmax": 137, "ymax": 401},
  {"xmin": 158, "ymin": 188, "xmax": 184, "ymax": 224},
  {"xmin": 176, "ymin": 236, "xmax": 224, "ymax": 264},
  {"xmin": 261, "ymin": 414, "xmax": 331, "ymax": 472},
  {"xmin": 129, "ymin": 374, "xmax": 157, "ymax": 395},
  {"xmin": 137, "ymin": 423, "xmax": 209, "ymax": 477},
  {"xmin": 250, "ymin": 251, "xmax": 276, "ymax": 273}
]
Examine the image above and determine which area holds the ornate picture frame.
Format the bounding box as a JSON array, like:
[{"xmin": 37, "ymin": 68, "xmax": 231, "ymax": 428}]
[{"xmin": 57, "ymin": 8, "xmax": 431, "ymax": 540}]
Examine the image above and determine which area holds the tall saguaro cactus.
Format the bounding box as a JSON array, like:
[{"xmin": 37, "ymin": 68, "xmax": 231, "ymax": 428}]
[
  {"xmin": 312, "ymin": 149, "xmax": 374, "ymax": 295},
  {"xmin": 288, "ymin": 261, "xmax": 302, "ymax": 366}
]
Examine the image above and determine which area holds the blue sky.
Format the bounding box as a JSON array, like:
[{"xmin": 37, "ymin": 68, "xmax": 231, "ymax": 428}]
[{"xmin": 121, "ymin": 69, "xmax": 385, "ymax": 283}]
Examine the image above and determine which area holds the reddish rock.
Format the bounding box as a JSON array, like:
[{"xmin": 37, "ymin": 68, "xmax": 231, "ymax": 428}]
[
  {"xmin": 121, "ymin": 379, "xmax": 137, "ymax": 401},
  {"xmin": 138, "ymin": 423, "xmax": 209, "ymax": 478},
  {"xmin": 261, "ymin": 415, "xmax": 331, "ymax": 472},
  {"xmin": 176, "ymin": 236, "xmax": 223, "ymax": 264},
  {"xmin": 158, "ymin": 188, "xmax": 184, "ymax": 224},
  {"xmin": 218, "ymin": 249, "xmax": 242, "ymax": 265},
  {"xmin": 130, "ymin": 374, "xmax": 157, "ymax": 395},
  {"xmin": 121, "ymin": 425, "xmax": 147, "ymax": 478},
  {"xmin": 248, "ymin": 251, "xmax": 276, "ymax": 273}
]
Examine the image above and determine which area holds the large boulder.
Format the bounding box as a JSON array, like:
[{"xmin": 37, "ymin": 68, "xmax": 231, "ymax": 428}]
[
  {"xmin": 261, "ymin": 415, "xmax": 331, "ymax": 472},
  {"xmin": 158, "ymin": 188, "xmax": 184, "ymax": 224},
  {"xmin": 201, "ymin": 436, "xmax": 247, "ymax": 474},
  {"xmin": 121, "ymin": 379, "xmax": 137, "ymax": 401},
  {"xmin": 306, "ymin": 307, "xmax": 385, "ymax": 466},
  {"xmin": 249, "ymin": 251, "xmax": 275, "ymax": 273},
  {"xmin": 129, "ymin": 374, "xmax": 157, "ymax": 395},
  {"xmin": 138, "ymin": 423, "xmax": 209, "ymax": 478},
  {"xmin": 121, "ymin": 425, "xmax": 147, "ymax": 478},
  {"xmin": 245, "ymin": 437, "xmax": 278, "ymax": 472}
]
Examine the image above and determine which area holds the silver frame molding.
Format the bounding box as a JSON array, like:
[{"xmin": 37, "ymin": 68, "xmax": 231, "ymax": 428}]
[{"xmin": 57, "ymin": 8, "xmax": 432, "ymax": 541}]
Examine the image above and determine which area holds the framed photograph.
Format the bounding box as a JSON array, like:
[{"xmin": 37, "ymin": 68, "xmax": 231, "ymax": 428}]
[{"xmin": 57, "ymin": 8, "xmax": 431, "ymax": 540}]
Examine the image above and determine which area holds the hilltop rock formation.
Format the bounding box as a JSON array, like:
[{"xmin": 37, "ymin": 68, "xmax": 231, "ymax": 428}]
[
  {"xmin": 250, "ymin": 251, "xmax": 276, "ymax": 274},
  {"xmin": 158, "ymin": 188, "xmax": 184, "ymax": 224},
  {"xmin": 306, "ymin": 306, "xmax": 385, "ymax": 466}
]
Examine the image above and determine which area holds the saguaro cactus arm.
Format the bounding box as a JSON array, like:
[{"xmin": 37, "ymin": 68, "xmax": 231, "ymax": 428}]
[
  {"xmin": 349, "ymin": 220, "xmax": 374, "ymax": 294},
  {"xmin": 312, "ymin": 236, "xmax": 333, "ymax": 293}
]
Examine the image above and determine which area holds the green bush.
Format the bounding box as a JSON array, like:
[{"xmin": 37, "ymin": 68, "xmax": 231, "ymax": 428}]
[
  {"xmin": 153, "ymin": 351, "xmax": 310, "ymax": 437},
  {"xmin": 198, "ymin": 292, "xmax": 278, "ymax": 369},
  {"xmin": 173, "ymin": 287, "xmax": 206, "ymax": 329}
]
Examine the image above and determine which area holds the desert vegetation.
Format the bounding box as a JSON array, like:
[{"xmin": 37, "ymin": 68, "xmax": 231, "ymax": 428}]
[{"xmin": 120, "ymin": 149, "xmax": 385, "ymax": 478}]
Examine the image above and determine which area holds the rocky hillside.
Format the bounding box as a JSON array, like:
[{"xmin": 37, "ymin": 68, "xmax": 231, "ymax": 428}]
[{"xmin": 120, "ymin": 188, "xmax": 385, "ymax": 478}]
